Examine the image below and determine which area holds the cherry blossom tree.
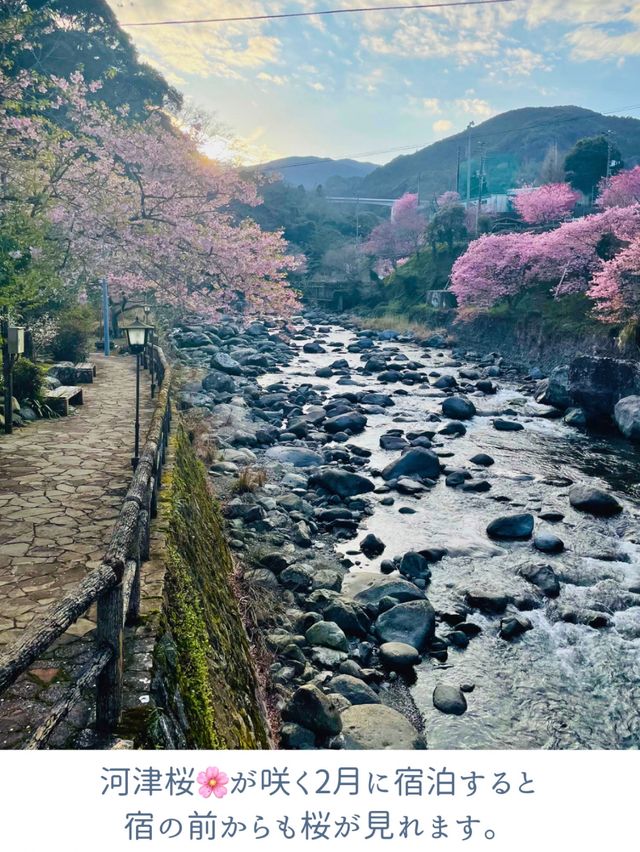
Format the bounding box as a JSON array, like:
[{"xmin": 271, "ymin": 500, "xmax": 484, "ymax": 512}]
[
  {"xmin": 588, "ymin": 236, "xmax": 640, "ymax": 324},
  {"xmin": 362, "ymin": 192, "xmax": 425, "ymax": 275},
  {"xmin": 597, "ymin": 166, "xmax": 640, "ymax": 210},
  {"xmin": 513, "ymin": 183, "xmax": 580, "ymax": 226},
  {"xmin": 0, "ymin": 68, "xmax": 302, "ymax": 322},
  {"xmin": 451, "ymin": 203, "xmax": 640, "ymax": 310}
]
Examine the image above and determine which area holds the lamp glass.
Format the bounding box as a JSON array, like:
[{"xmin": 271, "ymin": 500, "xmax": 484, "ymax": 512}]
[
  {"xmin": 125, "ymin": 316, "xmax": 151, "ymax": 353},
  {"xmin": 7, "ymin": 326, "xmax": 25, "ymax": 355}
]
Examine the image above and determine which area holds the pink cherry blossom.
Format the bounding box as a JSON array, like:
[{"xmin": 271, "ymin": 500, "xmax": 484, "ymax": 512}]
[
  {"xmin": 197, "ymin": 767, "xmax": 229, "ymax": 799},
  {"xmin": 513, "ymin": 183, "xmax": 580, "ymax": 225}
]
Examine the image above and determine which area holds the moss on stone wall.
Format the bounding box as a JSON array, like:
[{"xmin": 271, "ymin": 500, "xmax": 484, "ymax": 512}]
[{"xmin": 160, "ymin": 424, "xmax": 270, "ymax": 749}]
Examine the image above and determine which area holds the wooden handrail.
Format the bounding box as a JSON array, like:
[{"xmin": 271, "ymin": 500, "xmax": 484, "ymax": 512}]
[{"xmin": 0, "ymin": 346, "xmax": 173, "ymax": 747}]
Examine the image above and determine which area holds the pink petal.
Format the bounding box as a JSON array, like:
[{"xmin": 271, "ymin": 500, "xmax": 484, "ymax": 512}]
[
  {"xmin": 216, "ymin": 772, "xmax": 229, "ymax": 785},
  {"xmin": 197, "ymin": 772, "xmax": 208, "ymax": 785},
  {"xmin": 206, "ymin": 766, "xmax": 218, "ymax": 779},
  {"xmin": 199, "ymin": 785, "xmax": 212, "ymax": 798},
  {"xmin": 213, "ymin": 785, "xmax": 228, "ymax": 799}
]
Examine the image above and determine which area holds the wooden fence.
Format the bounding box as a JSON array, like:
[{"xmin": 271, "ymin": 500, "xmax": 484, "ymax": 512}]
[{"xmin": 0, "ymin": 344, "xmax": 172, "ymax": 749}]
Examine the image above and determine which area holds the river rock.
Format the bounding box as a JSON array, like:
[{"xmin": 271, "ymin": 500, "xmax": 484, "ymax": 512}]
[
  {"xmin": 360, "ymin": 533, "xmax": 386, "ymax": 558},
  {"xmin": 328, "ymin": 675, "xmax": 380, "ymax": 705},
  {"xmin": 202, "ymin": 370, "xmax": 237, "ymax": 393},
  {"xmin": 433, "ymin": 683, "xmax": 467, "ymax": 716},
  {"xmin": 380, "ymin": 434, "xmax": 409, "ymax": 451},
  {"xmin": 470, "ymin": 453, "xmax": 494, "ymax": 467},
  {"xmin": 564, "ymin": 407, "xmax": 587, "ymax": 429},
  {"xmin": 306, "ymin": 620, "xmax": 349, "ymax": 651},
  {"xmin": 499, "ymin": 615, "xmax": 533, "ymax": 640},
  {"xmin": 379, "ymin": 642, "xmax": 421, "ymax": 669},
  {"xmin": 568, "ymin": 356, "xmax": 640, "ymax": 420},
  {"xmin": 486, "ymin": 513, "xmax": 534, "ymax": 540},
  {"xmin": 493, "ymin": 418, "xmax": 524, "ymax": 431},
  {"xmin": 398, "ymin": 551, "xmax": 431, "ymax": 581},
  {"xmin": 309, "ymin": 468, "xmax": 375, "ymax": 497},
  {"xmin": 534, "ymin": 531, "xmax": 565, "ymax": 554},
  {"xmin": 568, "ymin": 486, "xmax": 622, "ymax": 517},
  {"xmin": 265, "ymin": 446, "xmax": 323, "ymax": 467},
  {"xmin": 375, "ymin": 600, "xmax": 436, "ymax": 650},
  {"xmin": 614, "ymin": 396, "xmax": 640, "ymax": 441},
  {"xmin": 381, "ymin": 447, "xmax": 440, "ymax": 481},
  {"xmin": 347, "ymin": 574, "xmax": 425, "ymax": 607},
  {"xmin": 340, "ymin": 704, "xmax": 426, "ymax": 749},
  {"xmin": 519, "ymin": 564, "xmax": 560, "ymax": 597},
  {"xmin": 210, "ymin": 351, "xmax": 242, "ymax": 375},
  {"xmin": 442, "ymin": 396, "xmax": 476, "ymax": 420},
  {"xmin": 303, "ymin": 341, "xmax": 326, "ymax": 354},
  {"xmin": 282, "ymin": 684, "xmax": 342, "ymax": 735},
  {"xmin": 535, "ymin": 365, "xmax": 572, "ymax": 409},
  {"xmin": 280, "ymin": 722, "xmax": 316, "ymax": 749},
  {"xmin": 324, "ymin": 411, "xmax": 367, "ymax": 434}
]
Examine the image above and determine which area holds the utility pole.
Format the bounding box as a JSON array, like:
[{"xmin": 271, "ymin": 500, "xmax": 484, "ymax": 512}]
[
  {"xmin": 606, "ymin": 130, "xmax": 613, "ymax": 181},
  {"xmin": 101, "ymin": 278, "xmax": 110, "ymax": 357},
  {"xmin": 466, "ymin": 121, "xmax": 475, "ymax": 209},
  {"xmin": 455, "ymin": 146, "xmax": 461, "ymax": 194},
  {"xmin": 475, "ymin": 143, "xmax": 486, "ymax": 235},
  {"xmin": 417, "ymin": 172, "xmax": 421, "ymax": 207}
]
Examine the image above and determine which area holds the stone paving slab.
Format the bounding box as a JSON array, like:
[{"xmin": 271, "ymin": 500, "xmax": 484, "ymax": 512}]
[{"xmin": 0, "ymin": 352, "xmax": 155, "ymax": 748}]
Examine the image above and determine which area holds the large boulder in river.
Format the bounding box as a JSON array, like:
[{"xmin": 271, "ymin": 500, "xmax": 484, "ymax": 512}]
[
  {"xmin": 433, "ymin": 683, "xmax": 467, "ymax": 716},
  {"xmin": 324, "ymin": 411, "xmax": 367, "ymax": 434},
  {"xmin": 309, "ymin": 468, "xmax": 375, "ymax": 498},
  {"xmin": 568, "ymin": 485, "xmax": 622, "ymax": 517},
  {"xmin": 441, "ymin": 396, "xmax": 476, "ymax": 420},
  {"xmin": 535, "ymin": 365, "xmax": 572, "ymax": 410},
  {"xmin": 340, "ymin": 704, "xmax": 426, "ymax": 749},
  {"xmin": 210, "ymin": 351, "xmax": 242, "ymax": 375},
  {"xmin": 202, "ymin": 370, "xmax": 237, "ymax": 394},
  {"xmin": 347, "ymin": 573, "xmax": 425, "ymax": 607},
  {"xmin": 265, "ymin": 446, "xmax": 323, "ymax": 467},
  {"xmin": 568, "ymin": 356, "xmax": 640, "ymax": 420},
  {"xmin": 381, "ymin": 447, "xmax": 440, "ymax": 481},
  {"xmin": 282, "ymin": 684, "xmax": 342, "ymax": 735},
  {"xmin": 614, "ymin": 395, "xmax": 640, "ymax": 441},
  {"xmin": 486, "ymin": 513, "xmax": 534, "ymax": 540},
  {"xmin": 375, "ymin": 600, "xmax": 436, "ymax": 650},
  {"xmin": 328, "ymin": 674, "xmax": 380, "ymax": 705}
]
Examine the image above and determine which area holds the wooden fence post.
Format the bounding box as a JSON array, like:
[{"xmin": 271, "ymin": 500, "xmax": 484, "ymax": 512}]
[{"xmin": 95, "ymin": 580, "xmax": 124, "ymax": 732}]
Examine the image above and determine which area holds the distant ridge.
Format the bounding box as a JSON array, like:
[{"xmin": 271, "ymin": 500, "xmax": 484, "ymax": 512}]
[
  {"xmin": 358, "ymin": 105, "xmax": 640, "ymax": 200},
  {"xmin": 255, "ymin": 155, "xmax": 377, "ymax": 190}
]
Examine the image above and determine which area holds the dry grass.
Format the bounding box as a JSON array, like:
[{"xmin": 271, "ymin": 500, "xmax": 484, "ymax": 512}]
[
  {"xmin": 181, "ymin": 408, "xmax": 219, "ymax": 466},
  {"xmin": 356, "ymin": 312, "xmax": 450, "ymax": 341},
  {"xmin": 230, "ymin": 466, "xmax": 267, "ymax": 494}
]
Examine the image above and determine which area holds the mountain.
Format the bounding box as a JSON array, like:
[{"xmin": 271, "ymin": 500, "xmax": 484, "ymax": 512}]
[
  {"xmin": 356, "ymin": 106, "xmax": 640, "ymax": 201},
  {"xmin": 256, "ymin": 156, "xmax": 377, "ymax": 190}
]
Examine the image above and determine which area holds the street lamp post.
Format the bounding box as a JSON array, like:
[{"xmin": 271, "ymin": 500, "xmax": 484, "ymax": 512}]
[
  {"xmin": 2, "ymin": 320, "xmax": 25, "ymax": 435},
  {"xmin": 144, "ymin": 305, "xmax": 156, "ymax": 399},
  {"xmin": 123, "ymin": 316, "xmax": 153, "ymax": 470}
]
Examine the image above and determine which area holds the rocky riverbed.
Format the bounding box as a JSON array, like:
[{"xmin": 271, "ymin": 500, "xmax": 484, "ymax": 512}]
[{"xmin": 172, "ymin": 314, "xmax": 640, "ymax": 750}]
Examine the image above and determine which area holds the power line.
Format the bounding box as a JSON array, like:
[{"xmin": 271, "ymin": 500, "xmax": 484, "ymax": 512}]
[{"xmin": 121, "ymin": 0, "xmax": 517, "ymax": 27}]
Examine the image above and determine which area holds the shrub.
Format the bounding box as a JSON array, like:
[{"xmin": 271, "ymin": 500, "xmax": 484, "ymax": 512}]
[
  {"xmin": 49, "ymin": 306, "xmax": 96, "ymax": 362},
  {"xmin": 11, "ymin": 358, "xmax": 43, "ymax": 403}
]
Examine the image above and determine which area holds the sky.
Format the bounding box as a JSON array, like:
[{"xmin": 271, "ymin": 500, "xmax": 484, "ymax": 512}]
[{"xmin": 107, "ymin": 0, "xmax": 640, "ymax": 165}]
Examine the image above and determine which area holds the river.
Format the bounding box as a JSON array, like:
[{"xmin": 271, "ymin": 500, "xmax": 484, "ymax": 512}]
[{"xmin": 258, "ymin": 319, "xmax": 640, "ymax": 750}]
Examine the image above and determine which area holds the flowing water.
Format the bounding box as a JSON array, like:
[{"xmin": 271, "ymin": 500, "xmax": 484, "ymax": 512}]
[{"xmin": 260, "ymin": 322, "xmax": 640, "ymax": 750}]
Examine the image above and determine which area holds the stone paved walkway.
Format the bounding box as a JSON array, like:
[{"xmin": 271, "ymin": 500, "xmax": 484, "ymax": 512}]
[{"xmin": 0, "ymin": 352, "xmax": 155, "ymax": 747}]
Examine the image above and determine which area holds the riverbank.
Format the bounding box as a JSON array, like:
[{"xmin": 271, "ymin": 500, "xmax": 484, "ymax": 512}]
[{"xmin": 165, "ymin": 313, "xmax": 640, "ymax": 750}]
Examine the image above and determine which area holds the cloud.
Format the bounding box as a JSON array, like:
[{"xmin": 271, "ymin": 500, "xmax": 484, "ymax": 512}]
[
  {"xmin": 308, "ymin": 81, "xmax": 326, "ymax": 91},
  {"xmin": 422, "ymin": 98, "xmax": 442, "ymax": 114},
  {"xmin": 257, "ymin": 72, "xmax": 288, "ymax": 86},
  {"xmin": 433, "ymin": 119, "xmax": 453, "ymax": 134},
  {"xmin": 455, "ymin": 98, "xmax": 495, "ymax": 118},
  {"xmin": 109, "ymin": 0, "xmax": 284, "ymax": 80}
]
